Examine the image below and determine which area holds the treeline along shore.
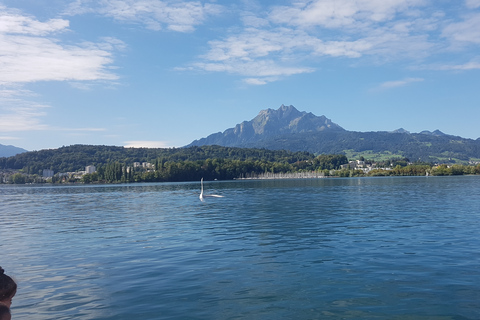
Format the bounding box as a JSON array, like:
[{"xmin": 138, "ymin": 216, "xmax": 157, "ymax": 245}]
[{"xmin": 1, "ymin": 145, "xmax": 480, "ymax": 184}]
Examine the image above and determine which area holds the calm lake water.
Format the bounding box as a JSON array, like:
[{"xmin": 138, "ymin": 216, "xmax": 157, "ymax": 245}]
[{"xmin": 1, "ymin": 176, "xmax": 480, "ymax": 319}]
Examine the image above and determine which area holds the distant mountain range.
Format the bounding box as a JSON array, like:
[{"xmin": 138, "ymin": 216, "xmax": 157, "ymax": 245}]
[
  {"xmin": 0, "ymin": 144, "xmax": 28, "ymax": 157},
  {"xmin": 3, "ymin": 105, "xmax": 480, "ymax": 164},
  {"xmin": 188, "ymin": 105, "xmax": 480, "ymax": 163}
]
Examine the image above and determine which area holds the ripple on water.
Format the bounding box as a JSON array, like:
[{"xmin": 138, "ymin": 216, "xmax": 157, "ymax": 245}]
[{"xmin": 1, "ymin": 177, "xmax": 480, "ymax": 319}]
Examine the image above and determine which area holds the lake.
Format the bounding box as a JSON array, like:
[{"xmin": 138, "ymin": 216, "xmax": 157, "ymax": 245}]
[{"xmin": 1, "ymin": 176, "xmax": 480, "ymax": 319}]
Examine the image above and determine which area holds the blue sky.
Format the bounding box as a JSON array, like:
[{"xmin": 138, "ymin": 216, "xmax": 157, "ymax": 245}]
[{"xmin": 1, "ymin": 0, "xmax": 479, "ymax": 151}]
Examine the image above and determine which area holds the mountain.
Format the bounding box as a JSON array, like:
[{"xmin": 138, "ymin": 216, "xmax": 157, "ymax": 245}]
[
  {"xmin": 0, "ymin": 144, "xmax": 28, "ymax": 157},
  {"xmin": 419, "ymin": 130, "xmax": 446, "ymax": 136},
  {"xmin": 187, "ymin": 105, "xmax": 480, "ymax": 163},
  {"xmin": 189, "ymin": 105, "xmax": 344, "ymax": 147},
  {"xmin": 392, "ymin": 128, "xmax": 410, "ymax": 134}
]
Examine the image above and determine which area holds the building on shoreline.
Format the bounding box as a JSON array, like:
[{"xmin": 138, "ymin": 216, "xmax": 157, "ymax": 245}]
[
  {"xmin": 43, "ymin": 169, "xmax": 54, "ymax": 178},
  {"xmin": 86, "ymin": 165, "xmax": 96, "ymax": 174}
]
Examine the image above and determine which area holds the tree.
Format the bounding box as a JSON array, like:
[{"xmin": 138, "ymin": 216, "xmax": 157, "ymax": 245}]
[{"xmin": 11, "ymin": 173, "xmax": 26, "ymax": 184}]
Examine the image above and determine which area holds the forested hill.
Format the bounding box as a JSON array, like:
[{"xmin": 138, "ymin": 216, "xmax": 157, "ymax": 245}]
[
  {"xmin": 0, "ymin": 144, "xmax": 315, "ymax": 174},
  {"xmin": 245, "ymin": 131, "xmax": 480, "ymax": 163}
]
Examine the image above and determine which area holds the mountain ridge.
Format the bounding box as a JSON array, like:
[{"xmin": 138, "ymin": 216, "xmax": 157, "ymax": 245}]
[
  {"xmin": 187, "ymin": 105, "xmax": 480, "ymax": 162},
  {"xmin": 189, "ymin": 105, "xmax": 345, "ymax": 147},
  {"xmin": 0, "ymin": 144, "xmax": 28, "ymax": 157}
]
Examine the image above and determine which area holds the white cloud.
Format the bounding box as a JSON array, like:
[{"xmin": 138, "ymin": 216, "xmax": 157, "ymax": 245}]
[
  {"xmin": 0, "ymin": 10, "xmax": 69, "ymax": 35},
  {"xmin": 442, "ymin": 13, "xmax": 480, "ymax": 45},
  {"xmin": 65, "ymin": 0, "xmax": 223, "ymax": 32},
  {"xmin": 434, "ymin": 61, "xmax": 480, "ymax": 70},
  {"xmin": 0, "ymin": 85, "xmax": 50, "ymax": 133},
  {"xmin": 0, "ymin": 88, "xmax": 109, "ymax": 135},
  {"xmin": 243, "ymin": 78, "xmax": 268, "ymax": 85},
  {"xmin": 189, "ymin": 26, "xmax": 319, "ymax": 82},
  {"xmin": 241, "ymin": 14, "xmax": 269, "ymax": 28},
  {"xmin": 268, "ymin": 0, "xmax": 426, "ymax": 29},
  {"xmin": 192, "ymin": 59, "xmax": 314, "ymax": 83},
  {"xmin": 0, "ymin": 4, "xmax": 122, "ymax": 135},
  {"xmin": 360, "ymin": 30, "xmax": 434, "ymax": 61},
  {"xmin": 0, "ymin": 35, "xmax": 119, "ymax": 84},
  {"xmin": 0, "ymin": 97, "xmax": 50, "ymax": 132},
  {"xmin": 465, "ymin": 0, "xmax": 480, "ymax": 9},
  {"xmin": 189, "ymin": 0, "xmax": 442, "ymax": 83},
  {"xmin": 190, "ymin": 22, "xmax": 432, "ymax": 82},
  {"xmin": 0, "ymin": 6, "xmax": 121, "ymax": 85},
  {"xmin": 0, "ymin": 85, "xmax": 113, "ymax": 134},
  {"xmin": 124, "ymin": 140, "xmax": 173, "ymax": 148},
  {"xmin": 312, "ymin": 39, "xmax": 372, "ymax": 58},
  {"xmin": 0, "ymin": 136, "xmax": 21, "ymax": 141},
  {"xmin": 59, "ymin": 0, "xmax": 480, "ymax": 85},
  {"xmin": 379, "ymin": 77, "xmax": 424, "ymax": 88},
  {"xmin": 66, "ymin": 128, "xmax": 107, "ymax": 132},
  {"xmin": 202, "ymin": 28, "xmax": 310, "ymax": 62}
]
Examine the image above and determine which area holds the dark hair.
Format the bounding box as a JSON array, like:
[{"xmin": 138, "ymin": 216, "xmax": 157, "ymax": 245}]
[
  {"xmin": 0, "ymin": 267, "xmax": 16, "ymax": 302},
  {"xmin": 0, "ymin": 304, "xmax": 10, "ymax": 319}
]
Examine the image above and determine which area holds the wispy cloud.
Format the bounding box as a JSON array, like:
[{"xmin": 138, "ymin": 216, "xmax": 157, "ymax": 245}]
[
  {"xmin": 0, "ymin": 5, "xmax": 125, "ymax": 139},
  {"xmin": 379, "ymin": 77, "xmax": 424, "ymax": 89},
  {"xmin": 268, "ymin": 0, "xmax": 427, "ymax": 29},
  {"xmin": 187, "ymin": 0, "xmax": 446, "ymax": 84},
  {"xmin": 183, "ymin": 0, "xmax": 480, "ymax": 84},
  {"xmin": 465, "ymin": 0, "xmax": 480, "ymax": 9},
  {"xmin": 434, "ymin": 61, "xmax": 480, "ymax": 71},
  {"xmin": 124, "ymin": 140, "xmax": 173, "ymax": 148},
  {"xmin": 0, "ymin": 83, "xmax": 49, "ymax": 136},
  {"xmin": 64, "ymin": 0, "xmax": 223, "ymax": 32},
  {"xmin": 189, "ymin": 26, "xmax": 360, "ymax": 84},
  {"xmin": 63, "ymin": 127, "xmax": 107, "ymax": 132},
  {"xmin": 191, "ymin": 59, "xmax": 314, "ymax": 85},
  {"xmin": 0, "ymin": 6, "xmax": 121, "ymax": 85},
  {"xmin": 59, "ymin": 0, "xmax": 480, "ymax": 85},
  {"xmin": 0, "ymin": 9, "xmax": 68, "ymax": 35},
  {"xmin": 0, "ymin": 98, "xmax": 50, "ymax": 132},
  {"xmin": 0, "ymin": 136, "xmax": 21, "ymax": 141},
  {"xmin": 0, "ymin": 36, "xmax": 119, "ymax": 84},
  {"xmin": 442, "ymin": 13, "xmax": 480, "ymax": 46},
  {"xmin": 0, "ymin": 90, "xmax": 110, "ymax": 139}
]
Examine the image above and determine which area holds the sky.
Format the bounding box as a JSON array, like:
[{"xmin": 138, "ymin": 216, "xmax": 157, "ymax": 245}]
[{"xmin": 1, "ymin": 0, "xmax": 479, "ymax": 151}]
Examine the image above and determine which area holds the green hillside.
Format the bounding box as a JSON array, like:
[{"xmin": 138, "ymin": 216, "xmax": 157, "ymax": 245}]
[{"xmin": 0, "ymin": 144, "xmax": 316, "ymax": 174}]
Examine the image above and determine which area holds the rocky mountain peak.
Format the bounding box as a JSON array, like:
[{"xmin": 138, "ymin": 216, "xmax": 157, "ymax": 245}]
[{"xmin": 187, "ymin": 105, "xmax": 344, "ymax": 147}]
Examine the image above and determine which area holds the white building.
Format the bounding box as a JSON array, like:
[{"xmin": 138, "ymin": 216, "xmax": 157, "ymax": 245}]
[
  {"xmin": 142, "ymin": 162, "xmax": 153, "ymax": 169},
  {"xmin": 43, "ymin": 169, "xmax": 54, "ymax": 178},
  {"xmin": 85, "ymin": 165, "xmax": 96, "ymax": 174}
]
